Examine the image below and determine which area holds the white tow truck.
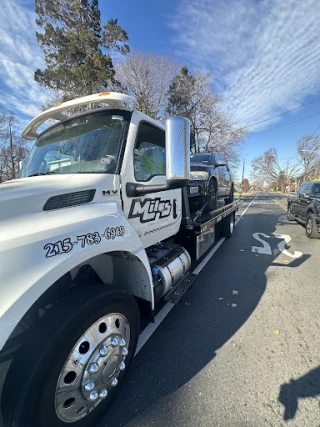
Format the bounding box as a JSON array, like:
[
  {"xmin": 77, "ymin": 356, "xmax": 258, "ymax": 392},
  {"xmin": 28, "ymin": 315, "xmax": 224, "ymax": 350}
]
[{"xmin": 0, "ymin": 92, "xmax": 239, "ymax": 427}]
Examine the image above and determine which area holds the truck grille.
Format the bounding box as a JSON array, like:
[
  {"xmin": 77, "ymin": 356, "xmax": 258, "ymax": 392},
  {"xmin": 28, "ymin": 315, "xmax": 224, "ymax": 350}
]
[{"xmin": 43, "ymin": 189, "xmax": 96, "ymax": 211}]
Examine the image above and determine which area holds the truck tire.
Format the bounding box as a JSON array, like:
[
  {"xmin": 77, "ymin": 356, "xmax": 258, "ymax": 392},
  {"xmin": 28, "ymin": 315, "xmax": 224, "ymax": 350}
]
[
  {"xmin": 306, "ymin": 213, "xmax": 318, "ymax": 238},
  {"xmin": 1, "ymin": 286, "xmax": 140, "ymax": 427},
  {"xmin": 221, "ymin": 211, "xmax": 235, "ymax": 238},
  {"xmin": 205, "ymin": 179, "xmax": 218, "ymax": 212},
  {"xmin": 287, "ymin": 204, "xmax": 295, "ymax": 221},
  {"xmin": 225, "ymin": 185, "xmax": 234, "ymax": 205}
]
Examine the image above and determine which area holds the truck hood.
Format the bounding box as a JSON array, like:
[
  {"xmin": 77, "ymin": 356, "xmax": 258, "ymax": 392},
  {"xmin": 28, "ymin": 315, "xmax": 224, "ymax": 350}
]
[{"xmin": 0, "ymin": 174, "xmax": 117, "ymax": 222}]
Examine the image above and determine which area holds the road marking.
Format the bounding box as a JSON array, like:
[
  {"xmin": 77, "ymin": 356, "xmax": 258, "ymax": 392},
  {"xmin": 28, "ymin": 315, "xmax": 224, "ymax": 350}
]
[
  {"xmin": 252, "ymin": 201, "xmax": 276, "ymax": 204},
  {"xmin": 135, "ymin": 302, "xmax": 174, "ymax": 355},
  {"xmin": 273, "ymin": 233, "xmax": 303, "ymax": 259},
  {"xmin": 252, "ymin": 232, "xmax": 272, "ymax": 255},
  {"xmin": 239, "ymin": 191, "xmax": 261, "ymax": 218},
  {"xmin": 135, "ymin": 191, "xmax": 260, "ymax": 356},
  {"xmin": 273, "ymin": 199, "xmax": 287, "ymax": 211},
  {"xmin": 251, "ymin": 232, "xmax": 303, "ymax": 259}
]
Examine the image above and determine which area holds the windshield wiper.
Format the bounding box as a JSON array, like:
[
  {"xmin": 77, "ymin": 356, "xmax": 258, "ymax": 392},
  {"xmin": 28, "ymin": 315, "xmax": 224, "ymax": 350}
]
[{"xmin": 28, "ymin": 171, "xmax": 58, "ymax": 177}]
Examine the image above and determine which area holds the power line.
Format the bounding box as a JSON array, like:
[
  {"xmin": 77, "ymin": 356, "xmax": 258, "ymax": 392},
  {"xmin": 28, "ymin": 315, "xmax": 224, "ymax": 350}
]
[
  {"xmin": 250, "ymin": 111, "xmax": 320, "ymax": 135},
  {"xmin": 310, "ymin": 123, "xmax": 320, "ymax": 137},
  {"xmin": 244, "ymin": 96, "xmax": 320, "ymax": 129}
]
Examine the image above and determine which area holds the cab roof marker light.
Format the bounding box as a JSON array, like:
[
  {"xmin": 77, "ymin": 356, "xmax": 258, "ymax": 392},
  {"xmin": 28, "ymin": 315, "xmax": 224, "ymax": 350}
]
[{"xmin": 22, "ymin": 92, "xmax": 135, "ymax": 141}]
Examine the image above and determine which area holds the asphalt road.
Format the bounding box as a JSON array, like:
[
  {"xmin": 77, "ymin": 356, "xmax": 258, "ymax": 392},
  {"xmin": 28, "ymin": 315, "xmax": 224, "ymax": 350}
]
[{"xmin": 100, "ymin": 191, "xmax": 320, "ymax": 427}]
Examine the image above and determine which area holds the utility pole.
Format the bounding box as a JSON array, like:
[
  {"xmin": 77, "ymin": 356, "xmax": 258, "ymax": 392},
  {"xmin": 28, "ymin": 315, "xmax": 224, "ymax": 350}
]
[{"xmin": 240, "ymin": 158, "xmax": 245, "ymax": 198}]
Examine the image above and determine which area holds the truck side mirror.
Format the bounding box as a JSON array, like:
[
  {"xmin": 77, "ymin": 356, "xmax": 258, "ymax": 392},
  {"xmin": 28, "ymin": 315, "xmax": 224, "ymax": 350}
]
[
  {"xmin": 165, "ymin": 116, "xmax": 190, "ymax": 185},
  {"xmin": 215, "ymin": 159, "xmax": 227, "ymax": 167},
  {"xmin": 126, "ymin": 117, "xmax": 190, "ymax": 197}
]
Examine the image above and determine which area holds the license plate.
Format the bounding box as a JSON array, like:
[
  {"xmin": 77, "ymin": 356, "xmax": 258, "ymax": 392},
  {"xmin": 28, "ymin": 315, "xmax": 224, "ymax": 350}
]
[{"xmin": 190, "ymin": 186, "xmax": 199, "ymax": 194}]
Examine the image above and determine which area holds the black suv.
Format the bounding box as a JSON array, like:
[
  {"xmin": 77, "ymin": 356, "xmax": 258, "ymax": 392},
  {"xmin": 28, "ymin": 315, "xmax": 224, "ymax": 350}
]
[
  {"xmin": 287, "ymin": 181, "xmax": 320, "ymax": 238},
  {"xmin": 188, "ymin": 152, "xmax": 234, "ymax": 211}
]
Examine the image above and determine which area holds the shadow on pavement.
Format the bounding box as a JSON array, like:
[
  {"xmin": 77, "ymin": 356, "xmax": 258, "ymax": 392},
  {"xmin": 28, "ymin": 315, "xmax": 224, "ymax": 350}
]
[
  {"xmin": 278, "ymin": 365, "xmax": 320, "ymax": 420},
  {"xmin": 99, "ymin": 210, "xmax": 311, "ymax": 427}
]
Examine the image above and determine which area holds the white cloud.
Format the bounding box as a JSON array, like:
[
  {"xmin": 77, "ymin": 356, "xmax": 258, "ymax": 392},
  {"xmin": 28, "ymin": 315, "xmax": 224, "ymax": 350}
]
[
  {"xmin": 170, "ymin": 0, "xmax": 320, "ymax": 130},
  {"xmin": 0, "ymin": 0, "xmax": 49, "ymax": 120}
]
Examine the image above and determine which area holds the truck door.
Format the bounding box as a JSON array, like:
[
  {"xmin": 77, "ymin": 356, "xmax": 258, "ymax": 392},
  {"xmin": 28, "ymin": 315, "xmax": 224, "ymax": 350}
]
[
  {"xmin": 300, "ymin": 182, "xmax": 312, "ymax": 221},
  {"xmin": 213, "ymin": 154, "xmax": 226, "ymax": 196},
  {"xmin": 121, "ymin": 114, "xmax": 182, "ymax": 248},
  {"xmin": 296, "ymin": 183, "xmax": 308, "ymax": 220},
  {"xmin": 220, "ymin": 155, "xmax": 230, "ymax": 196}
]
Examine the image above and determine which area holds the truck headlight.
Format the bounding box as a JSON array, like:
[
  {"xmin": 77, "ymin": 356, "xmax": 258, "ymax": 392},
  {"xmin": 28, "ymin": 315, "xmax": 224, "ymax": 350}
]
[{"xmin": 190, "ymin": 171, "xmax": 209, "ymax": 181}]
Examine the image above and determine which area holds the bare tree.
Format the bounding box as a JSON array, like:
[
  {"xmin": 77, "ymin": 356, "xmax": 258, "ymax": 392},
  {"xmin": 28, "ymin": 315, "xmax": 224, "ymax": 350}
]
[
  {"xmin": 251, "ymin": 148, "xmax": 299, "ymax": 191},
  {"xmin": 115, "ymin": 51, "xmax": 180, "ymax": 120},
  {"xmin": 251, "ymin": 177, "xmax": 264, "ymax": 190},
  {"xmin": 0, "ymin": 112, "xmax": 29, "ymax": 183},
  {"xmin": 204, "ymin": 108, "xmax": 247, "ymax": 166},
  {"xmin": 296, "ymin": 135, "xmax": 320, "ymax": 180}
]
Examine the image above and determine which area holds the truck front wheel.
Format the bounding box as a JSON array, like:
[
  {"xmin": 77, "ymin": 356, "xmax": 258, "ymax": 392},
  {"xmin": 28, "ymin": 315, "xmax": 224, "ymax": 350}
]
[
  {"xmin": 306, "ymin": 213, "xmax": 318, "ymax": 238},
  {"xmin": 205, "ymin": 179, "xmax": 218, "ymax": 212},
  {"xmin": 2, "ymin": 286, "xmax": 140, "ymax": 427},
  {"xmin": 225, "ymin": 185, "xmax": 234, "ymax": 205}
]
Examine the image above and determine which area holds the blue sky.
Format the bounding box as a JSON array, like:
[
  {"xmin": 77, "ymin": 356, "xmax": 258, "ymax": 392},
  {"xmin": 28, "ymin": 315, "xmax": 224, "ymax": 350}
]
[{"xmin": 1, "ymin": 0, "xmax": 320, "ymax": 181}]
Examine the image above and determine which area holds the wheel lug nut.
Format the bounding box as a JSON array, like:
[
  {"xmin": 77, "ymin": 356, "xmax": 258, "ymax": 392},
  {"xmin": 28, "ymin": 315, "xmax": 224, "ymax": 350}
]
[
  {"xmin": 84, "ymin": 380, "xmax": 95, "ymax": 391},
  {"xmin": 111, "ymin": 337, "xmax": 119, "ymax": 347},
  {"xmin": 99, "ymin": 345, "xmax": 108, "ymax": 357},
  {"xmin": 88, "ymin": 363, "xmax": 99, "ymax": 373},
  {"xmin": 119, "ymin": 338, "xmax": 126, "ymax": 347},
  {"xmin": 121, "ymin": 347, "xmax": 128, "ymax": 356},
  {"xmin": 111, "ymin": 378, "xmax": 118, "ymax": 387},
  {"xmin": 99, "ymin": 388, "xmax": 108, "ymax": 399},
  {"xmin": 119, "ymin": 362, "xmax": 125, "ymax": 371},
  {"xmin": 89, "ymin": 391, "xmax": 99, "ymax": 401}
]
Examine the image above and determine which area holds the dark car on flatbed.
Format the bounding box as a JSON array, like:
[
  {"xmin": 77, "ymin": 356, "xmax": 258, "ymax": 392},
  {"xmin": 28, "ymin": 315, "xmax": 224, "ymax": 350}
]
[
  {"xmin": 188, "ymin": 152, "xmax": 234, "ymax": 211},
  {"xmin": 287, "ymin": 181, "xmax": 320, "ymax": 238}
]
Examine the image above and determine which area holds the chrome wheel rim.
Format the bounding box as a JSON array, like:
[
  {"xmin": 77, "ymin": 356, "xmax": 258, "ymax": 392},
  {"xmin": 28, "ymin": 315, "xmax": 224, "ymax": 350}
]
[
  {"xmin": 55, "ymin": 313, "xmax": 130, "ymax": 423},
  {"xmin": 307, "ymin": 218, "xmax": 312, "ymax": 235},
  {"xmin": 230, "ymin": 215, "xmax": 234, "ymax": 233}
]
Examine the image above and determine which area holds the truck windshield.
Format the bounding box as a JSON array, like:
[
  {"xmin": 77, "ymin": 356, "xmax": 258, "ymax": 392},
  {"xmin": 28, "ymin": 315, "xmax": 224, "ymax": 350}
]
[
  {"xmin": 190, "ymin": 154, "xmax": 211, "ymax": 163},
  {"xmin": 20, "ymin": 112, "xmax": 127, "ymax": 177},
  {"xmin": 314, "ymin": 183, "xmax": 320, "ymax": 195}
]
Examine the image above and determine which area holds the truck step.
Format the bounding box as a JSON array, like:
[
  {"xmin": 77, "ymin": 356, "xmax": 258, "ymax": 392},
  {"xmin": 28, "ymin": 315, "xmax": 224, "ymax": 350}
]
[{"xmin": 164, "ymin": 273, "xmax": 198, "ymax": 305}]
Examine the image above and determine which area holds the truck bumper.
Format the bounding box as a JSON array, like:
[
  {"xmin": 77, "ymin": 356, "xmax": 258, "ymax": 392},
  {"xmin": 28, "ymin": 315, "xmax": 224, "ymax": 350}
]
[{"xmin": 188, "ymin": 181, "xmax": 207, "ymax": 197}]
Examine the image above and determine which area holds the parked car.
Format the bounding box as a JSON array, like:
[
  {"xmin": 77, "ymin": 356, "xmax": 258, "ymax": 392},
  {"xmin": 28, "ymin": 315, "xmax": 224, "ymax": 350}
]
[
  {"xmin": 287, "ymin": 181, "xmax": 320, "ymax": 238},
  {"xmin": 188, "ymin": 152, "xmax": 234, "ymax": 211}
]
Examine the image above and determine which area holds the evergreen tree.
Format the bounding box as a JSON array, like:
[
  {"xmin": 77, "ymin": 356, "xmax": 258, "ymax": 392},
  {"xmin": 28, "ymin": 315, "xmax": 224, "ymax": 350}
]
[
  {"xmin": 166, "ymin": 66, "xmax": 210, "ymax": 152},
  {"xmin": 34, "ymin": 0, "xmax": 129, "ymax": 99},
  {"xmin": 166, "ymin": 66, "xmax": 195, "ymax": 117}
]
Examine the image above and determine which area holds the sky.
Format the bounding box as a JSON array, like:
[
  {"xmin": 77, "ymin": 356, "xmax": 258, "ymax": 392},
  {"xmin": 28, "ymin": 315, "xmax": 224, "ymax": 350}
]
[{"xmin": 1, "ymin": 0, "xmax": 320, "ymax": 181}]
